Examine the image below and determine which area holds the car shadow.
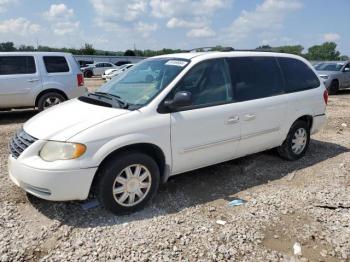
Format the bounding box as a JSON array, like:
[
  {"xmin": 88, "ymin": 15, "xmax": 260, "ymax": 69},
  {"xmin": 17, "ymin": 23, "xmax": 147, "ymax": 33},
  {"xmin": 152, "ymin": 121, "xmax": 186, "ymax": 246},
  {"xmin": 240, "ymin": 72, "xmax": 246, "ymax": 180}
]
[
  {"xmin": 335, "ymin": 89, "xmax": 350, "ymax": 95},
  {"xmin": 0, "ymin": 109, "xmax": 37, "ymax": 125},
  {"xmin": 28, "ymin": 138, "xmax": 349, "ymax": 228}
]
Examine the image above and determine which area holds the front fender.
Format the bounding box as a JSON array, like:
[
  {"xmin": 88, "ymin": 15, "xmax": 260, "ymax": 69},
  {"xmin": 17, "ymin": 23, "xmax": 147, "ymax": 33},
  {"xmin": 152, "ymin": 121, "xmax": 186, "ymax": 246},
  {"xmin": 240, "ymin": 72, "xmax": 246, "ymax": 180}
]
[{"xmin": 80, "ymin": 133, "xmax": 171, "ymax": 169}]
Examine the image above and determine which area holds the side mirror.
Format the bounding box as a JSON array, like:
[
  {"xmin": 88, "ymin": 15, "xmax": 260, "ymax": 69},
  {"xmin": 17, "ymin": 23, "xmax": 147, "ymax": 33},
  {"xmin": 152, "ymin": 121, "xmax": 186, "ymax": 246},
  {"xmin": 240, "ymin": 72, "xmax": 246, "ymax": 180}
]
[
  {"xmin": 344, "ymin": 67, "xmax": 350, "ymax": 72},
  {"xmin": 164, "ymin": 91, "xmax": 192, "ymax": 111}
]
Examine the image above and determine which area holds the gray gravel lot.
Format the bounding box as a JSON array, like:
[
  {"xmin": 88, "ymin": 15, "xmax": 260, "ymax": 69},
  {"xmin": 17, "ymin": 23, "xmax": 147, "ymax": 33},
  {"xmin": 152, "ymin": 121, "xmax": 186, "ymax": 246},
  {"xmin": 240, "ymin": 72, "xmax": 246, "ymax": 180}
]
[{"xmin": 0, "ymin": 78, "xmax": 349, "ymax": 261}]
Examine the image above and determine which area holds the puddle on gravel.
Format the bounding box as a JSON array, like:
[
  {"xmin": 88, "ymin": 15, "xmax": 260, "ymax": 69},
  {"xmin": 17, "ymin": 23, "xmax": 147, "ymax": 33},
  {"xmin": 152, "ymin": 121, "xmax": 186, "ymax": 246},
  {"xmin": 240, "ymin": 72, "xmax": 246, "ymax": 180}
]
[{"xmin": 262, "ymin": 213, "xmax": 338, "ymax": 262}]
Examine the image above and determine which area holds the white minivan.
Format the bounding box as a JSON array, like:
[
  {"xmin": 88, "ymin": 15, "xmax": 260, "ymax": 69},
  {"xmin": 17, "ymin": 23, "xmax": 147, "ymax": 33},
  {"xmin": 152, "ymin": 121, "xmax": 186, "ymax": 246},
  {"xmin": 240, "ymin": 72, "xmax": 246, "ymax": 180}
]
[
  {"xmin": 8, "ymin": 51, "xmax": 327, "ymax": 214},
  {"xmin": 0, "ymin": 52, "xmax": 86, "ymax": 111}
]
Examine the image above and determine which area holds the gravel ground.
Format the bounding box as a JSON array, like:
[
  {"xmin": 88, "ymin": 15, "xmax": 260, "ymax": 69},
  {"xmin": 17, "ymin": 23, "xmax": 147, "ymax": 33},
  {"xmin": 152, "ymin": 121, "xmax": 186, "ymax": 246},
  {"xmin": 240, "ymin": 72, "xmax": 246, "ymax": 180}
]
[{"xmin": 0, "ymin": 78, "xmax": 349, "ymax": 261}]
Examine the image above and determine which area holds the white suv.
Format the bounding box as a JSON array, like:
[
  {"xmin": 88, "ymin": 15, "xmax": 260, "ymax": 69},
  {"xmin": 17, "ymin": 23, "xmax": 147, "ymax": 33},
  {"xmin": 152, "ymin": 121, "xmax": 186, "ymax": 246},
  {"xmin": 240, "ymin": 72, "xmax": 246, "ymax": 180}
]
[
  {"xmin": 0, "ymin": 52, "xmax": 86, "ymax": 111},
  {"xmin": 8, "ymin": 51, "xmax": 327, "ymax": 214}
]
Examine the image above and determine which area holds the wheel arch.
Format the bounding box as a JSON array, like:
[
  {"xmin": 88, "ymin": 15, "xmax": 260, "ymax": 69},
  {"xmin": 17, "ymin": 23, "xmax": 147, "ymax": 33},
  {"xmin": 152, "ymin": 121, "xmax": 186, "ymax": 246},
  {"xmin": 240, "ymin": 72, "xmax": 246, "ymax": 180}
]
[
  {"xmin": 294, "ymin": 115, "xmax": 313, "ymax": 130},
  {"xmin": 35, "ymin": 89, "xmax": 68, "ymax": 107},
  {"xmin": 91, "ymin": 143, "xmax": 168, "ymax": 193}
]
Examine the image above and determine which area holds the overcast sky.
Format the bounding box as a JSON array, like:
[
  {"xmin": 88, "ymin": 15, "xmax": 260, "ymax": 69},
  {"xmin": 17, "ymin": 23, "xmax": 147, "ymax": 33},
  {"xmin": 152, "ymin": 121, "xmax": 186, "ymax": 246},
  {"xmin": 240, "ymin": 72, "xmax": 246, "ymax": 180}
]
[{"xmin": 0, "ymin": 0, "xmax": 349, "ymax": 54}]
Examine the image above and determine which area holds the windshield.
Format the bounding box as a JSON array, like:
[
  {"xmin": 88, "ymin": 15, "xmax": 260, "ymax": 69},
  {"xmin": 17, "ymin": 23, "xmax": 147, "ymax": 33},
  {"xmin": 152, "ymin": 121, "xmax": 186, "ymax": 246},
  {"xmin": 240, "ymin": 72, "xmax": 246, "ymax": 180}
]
[
  {"xmin": 98, "ymin": 58, "xmax": 189, "ymax": 108},
  {"xmin": 314, "ymin": 62, "xmax": 344, "ymax": 71}
]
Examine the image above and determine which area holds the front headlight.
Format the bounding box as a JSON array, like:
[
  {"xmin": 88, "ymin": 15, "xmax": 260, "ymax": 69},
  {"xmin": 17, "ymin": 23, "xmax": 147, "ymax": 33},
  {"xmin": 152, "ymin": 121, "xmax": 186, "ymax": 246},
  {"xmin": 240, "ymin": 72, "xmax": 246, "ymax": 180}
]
[{"xmin": 39, "ymin": 141, "xmax": 86, "ymax": 162}]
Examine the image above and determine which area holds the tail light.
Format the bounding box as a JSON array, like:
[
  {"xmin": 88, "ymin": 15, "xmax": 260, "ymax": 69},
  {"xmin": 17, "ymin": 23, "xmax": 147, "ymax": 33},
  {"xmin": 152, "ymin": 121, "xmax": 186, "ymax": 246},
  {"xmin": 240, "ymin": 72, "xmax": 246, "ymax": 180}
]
[
  {"xmin": 77, "ymin": 73, "xmax": 84, "ymax": 87},
  {"xmin": 323, "ymin": 89, "xmax": 328, "ymax": 105}
]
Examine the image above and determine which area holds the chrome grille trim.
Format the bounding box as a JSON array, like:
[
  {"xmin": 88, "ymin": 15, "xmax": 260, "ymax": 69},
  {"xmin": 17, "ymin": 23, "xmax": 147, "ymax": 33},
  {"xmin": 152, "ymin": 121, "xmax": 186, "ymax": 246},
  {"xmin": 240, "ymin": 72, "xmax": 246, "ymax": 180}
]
[{"xmin": 9, "ymin": 129, "xmax": 37, "ymax": 159}]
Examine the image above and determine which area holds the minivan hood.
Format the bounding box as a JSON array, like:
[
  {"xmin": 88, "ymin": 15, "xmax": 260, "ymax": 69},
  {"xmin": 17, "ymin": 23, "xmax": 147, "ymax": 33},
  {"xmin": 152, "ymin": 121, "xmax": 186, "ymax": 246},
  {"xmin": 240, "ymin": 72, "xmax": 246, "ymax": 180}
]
[{"xmin": 24, "ymin": 99, "xmax": 129, "ymax": 141}]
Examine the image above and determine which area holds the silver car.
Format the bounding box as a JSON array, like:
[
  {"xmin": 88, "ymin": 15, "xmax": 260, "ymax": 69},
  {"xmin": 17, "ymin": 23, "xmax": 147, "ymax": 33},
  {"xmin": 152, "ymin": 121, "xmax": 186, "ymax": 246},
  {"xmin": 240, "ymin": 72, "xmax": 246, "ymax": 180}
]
[
  {"xmin": 0, "ymin": 52, "xmax": 87, "ymax": 111},
  {"xmin": 315, "ymin": 61, "xmax": 350, "ymax": 94}
]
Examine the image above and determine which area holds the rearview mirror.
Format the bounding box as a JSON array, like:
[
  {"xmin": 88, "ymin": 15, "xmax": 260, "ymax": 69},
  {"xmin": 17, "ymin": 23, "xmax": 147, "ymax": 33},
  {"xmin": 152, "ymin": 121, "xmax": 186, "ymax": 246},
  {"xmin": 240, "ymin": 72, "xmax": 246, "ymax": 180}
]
[{"xmin": 164, "ymin": 91, "xmax": 192, "ymax": 111}]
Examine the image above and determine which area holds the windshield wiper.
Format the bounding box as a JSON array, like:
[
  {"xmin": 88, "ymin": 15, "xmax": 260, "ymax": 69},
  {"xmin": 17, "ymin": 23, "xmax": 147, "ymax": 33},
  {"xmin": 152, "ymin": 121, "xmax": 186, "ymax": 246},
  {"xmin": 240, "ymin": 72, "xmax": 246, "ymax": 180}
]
[{"xmin": 88, "ymin": 92, "xmax": 129, "ymax": 109}]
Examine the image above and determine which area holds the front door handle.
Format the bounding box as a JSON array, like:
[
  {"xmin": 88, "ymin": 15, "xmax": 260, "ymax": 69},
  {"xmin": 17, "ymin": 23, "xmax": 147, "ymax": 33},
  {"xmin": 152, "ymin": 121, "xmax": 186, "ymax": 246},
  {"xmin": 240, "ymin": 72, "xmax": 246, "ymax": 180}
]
[
  {"xmin": 244, "ymin": 114, "xmax": 256, "ymax": 121},
  {"xmin": 27, "ymin": 79, "xmax": 40, "ymax": 82},
  {"xmin": 226, "ymin": 116, "xmax": 239, "ymax": 125}
]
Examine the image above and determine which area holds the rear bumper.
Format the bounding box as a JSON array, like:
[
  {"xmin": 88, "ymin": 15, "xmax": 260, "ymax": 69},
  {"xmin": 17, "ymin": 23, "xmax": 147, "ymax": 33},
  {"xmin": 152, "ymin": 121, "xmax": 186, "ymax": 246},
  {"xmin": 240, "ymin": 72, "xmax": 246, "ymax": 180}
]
[
  {"xmin": 311, "ymin": 114, "xmax": 326, "ymax": 135},
  {"xmin": 8, "ymin": 155, "xmax": 97, "ymax": 201}
]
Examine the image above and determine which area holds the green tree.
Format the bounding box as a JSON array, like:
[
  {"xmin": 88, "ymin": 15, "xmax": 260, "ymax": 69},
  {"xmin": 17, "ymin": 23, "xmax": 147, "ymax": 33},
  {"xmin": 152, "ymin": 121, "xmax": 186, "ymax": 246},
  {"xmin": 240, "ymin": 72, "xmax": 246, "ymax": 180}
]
[
  {"xmin": 80, "ymin": 43, "xmax": 96, "ymax": 55},
  {"xmin": 124, "ymin": 49, "xmax": 136, "ymax": 56},
  {"xmin": 0, "ymin": 42, "xmax": 16, "ymax": 51},
  {"xmin": 306, "ymin": 42, "xmax": 340, "ymax": 61},
  {"xmin": 276, "ymin": 45, "xmax": 304, "ymax": 55},
  {"xmin": 18, "ymin": 44, "xmax": 35, "ymax": 51}
]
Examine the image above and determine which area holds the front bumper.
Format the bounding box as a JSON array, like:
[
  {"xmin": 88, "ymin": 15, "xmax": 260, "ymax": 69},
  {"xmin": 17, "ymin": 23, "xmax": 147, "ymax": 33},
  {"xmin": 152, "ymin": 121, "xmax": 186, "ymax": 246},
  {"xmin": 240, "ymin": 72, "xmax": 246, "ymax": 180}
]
[{"xmin": 8, "ymin": 155, "xmax": 97, "ymax": 201}]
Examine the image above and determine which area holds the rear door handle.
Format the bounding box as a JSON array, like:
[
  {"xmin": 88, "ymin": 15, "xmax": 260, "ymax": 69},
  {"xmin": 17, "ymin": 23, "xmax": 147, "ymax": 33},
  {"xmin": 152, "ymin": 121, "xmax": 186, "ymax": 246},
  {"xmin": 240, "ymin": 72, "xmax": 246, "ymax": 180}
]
[
  {"xmin": 226, "ymin": 116, "xmax": 239, "ymax": 125},
  {"xmin": 27, "ymin": 78, "xmax": 40, "ymax": 82},
  {"xmin": 244, "ymin": 114, "xmax": 256, "ymax": 121}
]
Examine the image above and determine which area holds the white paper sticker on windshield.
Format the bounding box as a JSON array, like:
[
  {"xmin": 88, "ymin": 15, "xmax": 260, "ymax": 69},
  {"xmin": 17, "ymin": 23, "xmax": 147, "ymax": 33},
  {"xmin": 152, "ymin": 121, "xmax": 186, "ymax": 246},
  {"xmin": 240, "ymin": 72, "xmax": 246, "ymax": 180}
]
[{"xmin": 165, "ymin": 60, "xmax": 188, "ymax": 67}]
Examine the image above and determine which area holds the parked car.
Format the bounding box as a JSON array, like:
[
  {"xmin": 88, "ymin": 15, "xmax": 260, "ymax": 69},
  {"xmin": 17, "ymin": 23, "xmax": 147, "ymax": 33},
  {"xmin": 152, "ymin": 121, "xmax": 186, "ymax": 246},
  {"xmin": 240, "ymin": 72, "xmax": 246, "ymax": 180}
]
[
  {"xmin": 105, "ymin": 64, "xmax": 134, "ymax": 81},
  {"xmin": 8, "ymin": 51, "xmax": 327, "ymax": 215},
  {"xmin": 115, "ymin": 60, "xmax": 132, "ymax": 67},
  {"xmin": 0, "ymin": 52, "xmax": 86, "ymax": 111},
  {"xmin": 314, "ymin": 61, "xmax": 350, "ymax": 94},
  {"xmin": 82, "ymin": 62, "xmax": 117, "ymax": 78},
  {"xmin": 78, "ymin": 60, "xmax": 94, "ymax": 68},
  {"xmin": 102, "ymin": 64, "xmax": 133, "ymax": 80}
]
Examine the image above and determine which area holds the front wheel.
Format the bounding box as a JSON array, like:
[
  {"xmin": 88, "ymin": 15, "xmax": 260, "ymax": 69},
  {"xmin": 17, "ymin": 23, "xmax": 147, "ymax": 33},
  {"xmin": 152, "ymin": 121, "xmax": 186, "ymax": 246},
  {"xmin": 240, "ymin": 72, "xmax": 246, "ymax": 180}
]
[
  {"xmin": 95, "ymin": 152, "xmax": 160, "ymax": 215},
  {"xmin": 277, "ymin": 120, "xmax": 310, "ymax": 161}
]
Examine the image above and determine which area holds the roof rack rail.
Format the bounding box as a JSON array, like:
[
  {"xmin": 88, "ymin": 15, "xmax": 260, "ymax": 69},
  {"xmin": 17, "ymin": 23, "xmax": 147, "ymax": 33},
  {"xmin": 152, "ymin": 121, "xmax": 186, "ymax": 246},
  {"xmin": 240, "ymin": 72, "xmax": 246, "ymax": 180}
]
[{"xmin": 188, "ymin": 46, "xmax": 235, "ymax": 53}]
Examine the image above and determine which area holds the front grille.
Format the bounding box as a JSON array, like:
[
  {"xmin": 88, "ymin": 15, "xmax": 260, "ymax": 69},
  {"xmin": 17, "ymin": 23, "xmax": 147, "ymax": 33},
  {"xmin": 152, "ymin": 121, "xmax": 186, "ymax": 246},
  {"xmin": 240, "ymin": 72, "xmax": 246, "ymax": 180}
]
[{"xmin": 9, "ymin": 129, "xmax": 37, "ymax": 159}]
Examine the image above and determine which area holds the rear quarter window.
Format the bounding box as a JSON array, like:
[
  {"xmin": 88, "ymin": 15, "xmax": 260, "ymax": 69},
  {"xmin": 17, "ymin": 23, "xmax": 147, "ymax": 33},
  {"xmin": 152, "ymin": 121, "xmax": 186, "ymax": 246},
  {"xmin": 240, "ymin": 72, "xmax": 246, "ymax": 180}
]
[
  {"xmin": 0, "ymin": 56, "xmax": 36, "ymax": 75},
  {"xmin": 43, "ymin": 56, "xmax": 69, "ymax": 73},
  {"xmin": 277, "ymin": 57, "xmax": 320, "ymax": 92}
]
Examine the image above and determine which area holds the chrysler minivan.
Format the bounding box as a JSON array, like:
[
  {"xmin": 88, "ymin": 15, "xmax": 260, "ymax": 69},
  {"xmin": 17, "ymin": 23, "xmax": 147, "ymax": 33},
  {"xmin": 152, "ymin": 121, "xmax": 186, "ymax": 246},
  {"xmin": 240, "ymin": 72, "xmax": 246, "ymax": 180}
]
[
  {"xmin": 8, "ymin": 51, "xmax": 327, "ymax": 214},
  {"xmin": 0, "ymin": 52, "xmax": 86, "ymax": 111}
]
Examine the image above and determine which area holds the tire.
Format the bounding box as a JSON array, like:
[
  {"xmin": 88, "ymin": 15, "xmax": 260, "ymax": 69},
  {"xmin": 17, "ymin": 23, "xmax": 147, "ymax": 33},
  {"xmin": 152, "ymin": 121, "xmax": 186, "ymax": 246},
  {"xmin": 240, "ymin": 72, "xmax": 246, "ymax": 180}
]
[
  {"xmin": 328, "ymin": 80, "xmax": 339, "ymax": 95},
  {"xmin": 277, "ymin": 120, "xmax": 310, "ymax": 161},
  {"xmin": 84, "ymin": 70, "xmax": 93, "ymax": 78},
  {"xmin": 95, "ymin": 152, "xmax": 160, "ymax": 215},
  {"xmin": 37, "ymin": 92, "xmax": 65, "ymax": 111}
]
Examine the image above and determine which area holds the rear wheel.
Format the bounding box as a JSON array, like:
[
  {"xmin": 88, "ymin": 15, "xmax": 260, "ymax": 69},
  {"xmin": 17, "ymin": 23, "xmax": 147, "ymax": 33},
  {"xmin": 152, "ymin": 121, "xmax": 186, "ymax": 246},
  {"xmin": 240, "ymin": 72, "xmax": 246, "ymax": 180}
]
[
  {"xmin": 84, "ymin": 70, "xmax": 93, "ymax": 78},
  {"xmin": 37, "ymin": 92, "xmax": 65, "ymax": 111},
  {"xmin": 95, "ymin": 152, "xmax": 160, "ymax": 215},
  {"xmin": 278, "ymin": 120, "xmax": 310, "ymax": 161},
  {"xmin": 328, "ymin": 80, "xmax": 339, "ymax": 95}
]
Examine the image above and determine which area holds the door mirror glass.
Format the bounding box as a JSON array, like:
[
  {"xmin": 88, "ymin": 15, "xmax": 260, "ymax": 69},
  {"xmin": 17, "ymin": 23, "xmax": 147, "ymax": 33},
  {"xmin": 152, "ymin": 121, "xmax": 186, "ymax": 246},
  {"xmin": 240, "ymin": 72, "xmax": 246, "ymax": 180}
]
[
  {"xmin": 344, "ymin": 67, "xmax": 350, "ymax": 72},
  {"xmin": 164, "ymin": 91, "xmax": 192, "ymax": 110}
]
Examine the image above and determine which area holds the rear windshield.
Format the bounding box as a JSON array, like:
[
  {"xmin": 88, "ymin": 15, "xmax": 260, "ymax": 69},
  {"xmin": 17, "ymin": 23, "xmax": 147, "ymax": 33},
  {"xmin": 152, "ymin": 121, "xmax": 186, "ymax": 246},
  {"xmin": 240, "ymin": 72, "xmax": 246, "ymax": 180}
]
[
  {"xmin": 0, "ymin": 56, "xmax": 36, "ymax": 75},
  {"xmin": 43, "ymin": 56, "xmax": 69, "ymax": 73}
]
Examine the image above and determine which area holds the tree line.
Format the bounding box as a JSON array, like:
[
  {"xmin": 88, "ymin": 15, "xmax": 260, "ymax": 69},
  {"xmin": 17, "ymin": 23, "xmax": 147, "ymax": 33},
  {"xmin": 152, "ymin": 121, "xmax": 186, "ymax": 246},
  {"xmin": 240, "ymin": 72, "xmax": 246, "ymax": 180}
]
[{"xmin": 0, "ymin": 41, "xmax": 348, "ymax": 61}]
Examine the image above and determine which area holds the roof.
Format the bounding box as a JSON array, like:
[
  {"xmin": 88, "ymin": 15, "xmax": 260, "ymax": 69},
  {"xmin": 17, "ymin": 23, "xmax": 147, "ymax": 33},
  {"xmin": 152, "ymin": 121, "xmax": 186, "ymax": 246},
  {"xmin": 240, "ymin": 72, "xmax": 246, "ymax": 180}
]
[
  {"xmin": 0, "ymin": 51, "xmax": 71, "ymax": 56},
  {"xmin": 154, "ymin": 51, "xmax": 306, "ymax": 61}
]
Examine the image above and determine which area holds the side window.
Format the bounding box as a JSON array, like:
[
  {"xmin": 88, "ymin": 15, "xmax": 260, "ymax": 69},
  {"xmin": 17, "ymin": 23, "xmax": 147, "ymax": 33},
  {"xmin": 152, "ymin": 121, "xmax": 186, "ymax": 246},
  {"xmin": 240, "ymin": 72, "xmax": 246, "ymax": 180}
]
[
  {"xmin": 344, "ymin": 63, "xmax": 350, "ymax": 72},
  {"xmin": 277, "ymin": 57, "xmax": 320, "ymax": 92},
  {"xmin": 43, "ymin": 56, "xmax": 69, "ymax": 73},
  {"xmin": 0, "ymin": 56, "xmax": 36, "ymax": 75},
  {"xmin": 173, "ymin": 59, "xmax": 233, "ymax": 107},
  {"xmin": 228, "ymin": 57, "xmax": 283, "ymax": 102}
]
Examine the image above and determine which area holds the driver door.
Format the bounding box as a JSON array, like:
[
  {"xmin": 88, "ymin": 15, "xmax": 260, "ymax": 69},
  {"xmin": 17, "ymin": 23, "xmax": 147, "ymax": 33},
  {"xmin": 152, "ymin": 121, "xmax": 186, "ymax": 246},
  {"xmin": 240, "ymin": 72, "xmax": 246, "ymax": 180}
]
[{"xmin": 169, "ymin": 59, "xmax": 242, "ymax": 175}]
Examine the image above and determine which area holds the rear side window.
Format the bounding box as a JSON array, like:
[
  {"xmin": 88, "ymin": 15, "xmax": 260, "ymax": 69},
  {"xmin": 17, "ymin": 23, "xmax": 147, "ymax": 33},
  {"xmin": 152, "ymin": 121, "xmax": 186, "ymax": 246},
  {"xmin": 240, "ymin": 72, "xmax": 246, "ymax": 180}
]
[
  {"xmin": 277, "ymin": 57, "xmax": 320, "ymax": 92},
  {"xmin": 227, "ymin": 57, "xmax": 283, "ymax": 102},
  {"xmin": 43, "ymin": 56, "xmax": 69, "ymax": 73},
  {"xmin": 0, "ymin": 56, "xmax": 36, "ymax": 75}
]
